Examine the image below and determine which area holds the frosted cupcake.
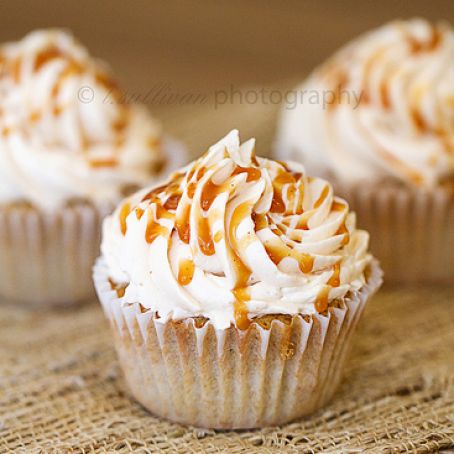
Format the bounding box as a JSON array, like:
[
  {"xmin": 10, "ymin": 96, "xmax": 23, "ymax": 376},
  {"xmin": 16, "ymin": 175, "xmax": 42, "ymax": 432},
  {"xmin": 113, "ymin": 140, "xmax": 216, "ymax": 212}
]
[
  {"xmin": 94, "ymin": 130, "xmax": 382, "ymax": 428},
  {"xmin": 0, "ymin": 29, "xmax": 184, "ymax": 306},
  {"xmin": 276, "ymin": 19, "xmax": 454, "ymax": 283}
]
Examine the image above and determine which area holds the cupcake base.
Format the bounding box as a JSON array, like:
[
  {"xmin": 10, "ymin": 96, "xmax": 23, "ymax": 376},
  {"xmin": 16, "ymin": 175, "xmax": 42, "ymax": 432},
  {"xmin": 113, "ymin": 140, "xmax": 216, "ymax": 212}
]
[
  {"xmin": 0, "ymin": 201, "xmax": 112, "ymax": 306},
  {"xmin": 338, "ymin": 183, "xmax": 454, "ymax": 284},
  {"xmin": 94, "ymin": 259, "xmax": 382, "ymax": 429}
]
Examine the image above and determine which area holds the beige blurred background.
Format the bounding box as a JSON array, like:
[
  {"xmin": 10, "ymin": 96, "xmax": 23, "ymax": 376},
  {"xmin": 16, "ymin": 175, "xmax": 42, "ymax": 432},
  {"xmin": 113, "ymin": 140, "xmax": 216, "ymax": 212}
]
[{"xmin": 1, "ymin": 0, "xmax": 453, "ymax": 152}]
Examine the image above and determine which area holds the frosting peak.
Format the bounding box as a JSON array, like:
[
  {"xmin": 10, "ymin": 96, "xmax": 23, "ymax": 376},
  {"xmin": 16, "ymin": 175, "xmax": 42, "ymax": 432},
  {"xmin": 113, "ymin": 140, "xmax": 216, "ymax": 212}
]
[
  {"xmin": 0, "ymin": 29, "xmax": 164, "ymax": 209},
  {"xmin": 277, "ymin": 19, "xmax": 454, "ymax": 189},
  {"xmin": 102, "ymin": 130, "xmax": 372, "ymax": 329}
]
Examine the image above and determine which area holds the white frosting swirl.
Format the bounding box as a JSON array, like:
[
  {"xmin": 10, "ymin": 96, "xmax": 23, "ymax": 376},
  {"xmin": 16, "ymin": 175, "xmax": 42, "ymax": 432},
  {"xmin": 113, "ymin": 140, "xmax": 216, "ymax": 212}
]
[
  {"xmin": 0, "ymin": 29, "xmax": 165, "ymax": 210},
  {"xmin": 101, "ymin": 130, "xmax": 372, "ymax": 330},
  {"xmin": 277, "ymin": 19, "xmax": 454, "ymax": 188}
]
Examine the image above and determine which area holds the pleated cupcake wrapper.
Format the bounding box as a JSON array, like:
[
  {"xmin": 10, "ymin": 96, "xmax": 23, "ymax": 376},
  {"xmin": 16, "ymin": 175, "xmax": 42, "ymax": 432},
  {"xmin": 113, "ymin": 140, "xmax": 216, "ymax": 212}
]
[
  {"xmin": 0, "ymin": 202, "xmax": 113, "ymax": 306},
  {"xmin": 94, "ymin": 258, "xmax": 382, "ymax": 429},
  {"xmin": 338, "ymin": 183, "xmax": 454, "ymax": 284}
]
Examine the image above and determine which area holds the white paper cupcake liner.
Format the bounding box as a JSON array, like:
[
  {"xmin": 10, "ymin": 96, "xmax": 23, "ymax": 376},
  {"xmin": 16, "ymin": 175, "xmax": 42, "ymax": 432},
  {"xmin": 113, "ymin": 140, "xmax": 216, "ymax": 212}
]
[
  {"xmin": 94, "ymin": 257, "xmax": 382, "ymax": 429},
  {"xmin": 338, "ymin": 184, "xmax": 454, "ymax": 284},
  {"xmin": 0, "ymin": 202, "xmax": 113, "ymax": 307}
]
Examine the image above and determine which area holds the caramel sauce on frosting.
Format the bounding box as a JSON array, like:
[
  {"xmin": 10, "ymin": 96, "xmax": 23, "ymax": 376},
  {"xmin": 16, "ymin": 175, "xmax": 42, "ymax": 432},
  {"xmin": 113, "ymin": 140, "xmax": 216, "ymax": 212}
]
[
  {"xmin": 277, "ymin": 19, "xmax": 454, "ymax": 189},
  {"xmin": 0, "ymin": 29, "xmax": 165, "ymax": 210},
  {"xmin": 104, "ymin": 130, "xmax": 372, "ymax": 330}
]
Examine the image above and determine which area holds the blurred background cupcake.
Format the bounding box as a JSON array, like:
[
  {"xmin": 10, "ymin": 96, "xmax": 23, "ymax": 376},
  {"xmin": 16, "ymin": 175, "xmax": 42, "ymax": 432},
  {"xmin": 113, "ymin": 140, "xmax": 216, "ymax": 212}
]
[
  {"xmin": 0, "ymin": 29, "xmax": 185, "ymax": 306},
  {"xmin": 94, "ymin": 130, "xmax": 382, "ymax": 428},
  {"xmin": 276, "ymin": 19, "xmax": 454, "ymax": 283}
]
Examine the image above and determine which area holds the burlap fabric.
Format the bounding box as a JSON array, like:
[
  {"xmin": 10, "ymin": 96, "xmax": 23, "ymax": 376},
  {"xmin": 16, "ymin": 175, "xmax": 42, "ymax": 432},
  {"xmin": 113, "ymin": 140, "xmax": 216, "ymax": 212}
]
[{"xmin": 1, "ymin": 93, "xmax": 453, "ymax": 452}]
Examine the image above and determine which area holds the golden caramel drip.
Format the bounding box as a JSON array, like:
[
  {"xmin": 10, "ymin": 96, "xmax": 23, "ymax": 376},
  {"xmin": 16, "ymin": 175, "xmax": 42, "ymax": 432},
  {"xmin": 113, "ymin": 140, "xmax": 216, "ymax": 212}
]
[
  {"xmin": 407, "ymin": 24, "xmax": 441, "ymax": 54},
  {"xmin": 30, "ymin": 111, "xmax": 41, "ymax": 123},
  {"xmin": 187, "ymin": 182, "xmax": 197, "ymax": 199},
  {"xmin": 135, "ymin": 207, "xmax": 145, "ymax": 220},
  {"xmin": 263, "ymin": 239, "xmax": 314, "ymax": 274},
  {"xmin": 119, "ymin": 202, "xmax": 131, "ymax": 235},
  {"xmin": 270, "ymin": 191, "xmax": 285, "ymax": 213},
  {"xmin": 336, "ymin": 222, "xmax": 350, "ymax": 246},
  {"xmin": 196, "ymin": 166, "xmax": 206, "ymax": 180},
  {"xmin": 125, "ymin": 148, "xmax": 352, "ymax": 329},
  {"xmin": 231, "ymin": 166, "xmax": 261, "ymax": 182},
  {"xmin": 108, "ymin": 278, "xmax": 128, "ymax": 298},
  {"xmin": 285, "ymin": 184, "xmax": 297, "ymax": 210},
  {"xmin": 155, "ymin": 204, "xmax": 175, "ymax": 220},
  {"xmin": 380, "ymin": 79, "xmax": 391, "ymax": 110},
  {"xmin": 142, "ymin": 184, "xmax": 168, "ymax": 202},
  {"xmin": 88, "ymin": 157, "xmax": 118, "ymax": 168},
  {"xmin": 270, "ymin": 169, "xmax": 304, "ymax": 215},
  {"xmin": 229, "ymin": 203, "xmax": 253, "ymax": 283},
  {"xmin": 200, "ymin": 179, "xmax": 219, "ymax": 211},
  {"xmin": 112, "ymin": 114, "xmax": 128, "ymax": 135},
  {"xmin": 232, "ymin": 288, "xmax": 251, "ymax": 331},
  {"xmin": 177, "ymin": 259, "xmax": 195, "ymax": 286},
  {"xmin": 327, "ymin": 262, "xmax": 341, "ymax": 287},
  {"xmin": 11, "ymin": 57, "xmax": 21, "ymax": 83},
  {"xmin": 164, "ymin": 194, "xmax": 181, "ymax": 211},
  {"xmin": 327, "ymin": 70, "xmax": 349, "ymax": 112},
  {"xmin": 411, "ymin": 107, "xmax": 428, "ymax": 133},
  {"xmin": 34, "ymin": 47, "xmax": 63, "ymax": 71},
  {"xmin": 198, "ymin": 215, "xmax": 215, "ymax": 256},
  {"xmin": 199, "ymin": 165, "xmax": 261, "ymax": 213},
  {"xmin": 252, "ymin": 212, "xmax": 268, "ymax": 231},
  {"xmin": 295, "ymin": 212, "xmax": 311, "ymax": 230},
  {"xmin": 274, "ymin": 172, "xmax": 297, "ymax": 186},
  {"xmin": 148, "ymin": 136, "xmax": 161, "ymax": 150},
  {"xmin": 276, "ymin": 160, "xmax": 292, "ymax": 172},
  {"xmin": 332, "ymin": 201, "xmax": 346, "ymax": 211},
  {"xmin": 51, "ymin": 61, "xmax": 83, "ymax": 98},
  {"xmin": 95, "ymin": 70, "xmax": 120, "ymax": 95},
  {"xmin": 314, "ymin": 185, "xmax": 329, "ymax": 208},
  {"xmin": 145, "ymin": 210, "xmax": 169, "ymax": 244},
  {"xmin": 315, "ymin": 286, "xmax": 329, "ymax": 313},
  {"xmin": 53, "ymin": 105, "xmax": 62, "ymax": 116},
  {"xmin": 176, "ymin": 204, "xmax": 191, "ymax": 244}
]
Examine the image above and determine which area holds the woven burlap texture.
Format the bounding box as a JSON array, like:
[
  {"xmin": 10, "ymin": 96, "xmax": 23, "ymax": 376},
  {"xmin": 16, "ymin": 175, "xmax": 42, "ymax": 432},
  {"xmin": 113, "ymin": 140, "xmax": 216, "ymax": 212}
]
[{"xmin": 1, "ymin": 94, "xmax": 453, "ymax": 452}]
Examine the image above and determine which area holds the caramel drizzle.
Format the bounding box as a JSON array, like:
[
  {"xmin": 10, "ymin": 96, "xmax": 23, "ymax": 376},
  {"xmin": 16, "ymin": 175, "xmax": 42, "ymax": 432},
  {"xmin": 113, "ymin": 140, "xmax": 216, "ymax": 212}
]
[
  {"xmin": 108, "ymin": 278, "xmax": 128, "ymax": 298},
  {"xmin": 177, "ymin": 259, "xmax": 195, "ymax": 286},
  {"xmin": 3, "ymin": 39, "xmax": 133, "ymax": 165},
  {"xmin": 314, "ymin": 185, "xmax": 329, "ymax": 208},
  {"xmin": 34, "ymin": 47, "xmax": 64, "ymax": 71},
  {"xmin": 228, "ymin": 203, "xmax": 254, "ymax": 330},
  {"xmin": 119, "ymin": 153, "xmax": 350, "ymax": 326},
  {"xmin": 119, "ymin": 202, "xmax": 131, "ymax": 235},
  {"xmin": 407, "ymin": 24, "xmax": 441, "ymax": 54},
  {"xmin": 315, "ymin": 286, "xmax": 330, "ymax": 313},
  {"xmin": 145, "ymin": 209, "xmax": 169, "ymax": 244},
  {"xmin": 263, "ymin": 238, "xmax": 314, "ymax": 274}
]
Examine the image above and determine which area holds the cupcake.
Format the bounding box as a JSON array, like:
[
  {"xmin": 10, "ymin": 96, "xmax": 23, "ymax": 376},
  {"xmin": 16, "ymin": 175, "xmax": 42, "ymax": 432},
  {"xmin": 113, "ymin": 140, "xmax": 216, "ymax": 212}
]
[
  {"xmin": 94, "ymin": 130, "xmax": 382, "ymax": 429},
  {"xmin": 0, "ymin": 29, "xmax": 184, "ymax": 306},
  {"xmin": 276, "ymin": 19, "xmax": 454, "ymax": 283}
]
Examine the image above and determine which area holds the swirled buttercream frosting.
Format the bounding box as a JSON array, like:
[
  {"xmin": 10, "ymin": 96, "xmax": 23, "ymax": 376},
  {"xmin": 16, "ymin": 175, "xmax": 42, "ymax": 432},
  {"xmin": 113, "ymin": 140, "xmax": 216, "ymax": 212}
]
[
  {"xmin": 101, "ymin": 130, "xmax": 372, "ymax": 330},
  {"xmin": 0, "ymin": 29, "xmax": 164, "ymax": 210},
  {"xmin": 277, "ymin": 19, "xmax": 454, "ymax": 188}
]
